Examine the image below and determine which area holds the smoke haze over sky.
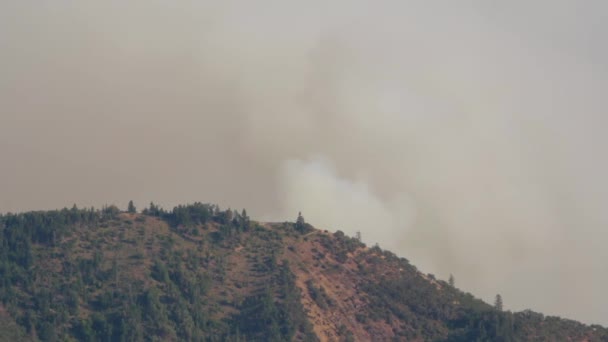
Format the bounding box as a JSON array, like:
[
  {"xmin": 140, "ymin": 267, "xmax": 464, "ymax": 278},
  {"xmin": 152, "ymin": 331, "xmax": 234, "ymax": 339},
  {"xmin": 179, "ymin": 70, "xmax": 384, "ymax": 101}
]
[{"xmin": 1, "ymin": 1, "xmax": 607, "ymax": 325}]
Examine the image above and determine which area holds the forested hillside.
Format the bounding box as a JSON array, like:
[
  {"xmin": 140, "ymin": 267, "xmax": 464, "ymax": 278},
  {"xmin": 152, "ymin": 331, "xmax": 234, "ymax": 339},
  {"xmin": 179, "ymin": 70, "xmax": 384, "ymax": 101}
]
[{"xmin": 0, "ymin": 203, "xmax": 606, "ymax": 341}]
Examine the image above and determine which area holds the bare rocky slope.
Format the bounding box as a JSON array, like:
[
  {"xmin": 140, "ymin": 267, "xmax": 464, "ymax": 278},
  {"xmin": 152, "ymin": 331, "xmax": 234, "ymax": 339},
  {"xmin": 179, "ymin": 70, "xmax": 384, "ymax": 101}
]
[{"xmin": 0, "ymin": 203, "xmax": 606, "ymax": 341}]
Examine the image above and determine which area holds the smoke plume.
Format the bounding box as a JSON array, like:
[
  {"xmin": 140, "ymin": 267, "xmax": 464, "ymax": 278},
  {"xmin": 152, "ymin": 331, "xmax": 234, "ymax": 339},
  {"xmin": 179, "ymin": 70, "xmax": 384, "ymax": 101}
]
[{"xmin": 1, "ymin": 1, "xmax": 607, "ymax": 324}]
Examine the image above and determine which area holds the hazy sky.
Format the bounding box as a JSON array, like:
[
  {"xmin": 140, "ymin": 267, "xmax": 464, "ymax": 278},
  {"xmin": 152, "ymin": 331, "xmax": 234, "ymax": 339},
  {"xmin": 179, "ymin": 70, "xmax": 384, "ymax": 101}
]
[{"xmin": 1, "ymin": 1, "xmax": 607, "ymax": 325}]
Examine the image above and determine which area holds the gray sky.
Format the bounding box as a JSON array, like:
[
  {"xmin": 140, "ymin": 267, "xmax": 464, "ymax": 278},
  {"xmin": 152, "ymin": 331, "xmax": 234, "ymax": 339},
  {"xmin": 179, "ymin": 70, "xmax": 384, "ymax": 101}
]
[{"xmin": 1, "ymin": 1, "xmax": 607, "ymax": 325}]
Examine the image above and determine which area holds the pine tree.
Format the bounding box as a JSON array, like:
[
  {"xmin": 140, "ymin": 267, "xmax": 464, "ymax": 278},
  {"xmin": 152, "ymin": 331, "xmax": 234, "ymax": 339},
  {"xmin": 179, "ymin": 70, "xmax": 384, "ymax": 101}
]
[
  {"xmin": 295, "ymin": 212, "xmax": 306, "ymax": 233},
  {"xmin": 449, "ymin": 274, "xmax": 455, "ymax": 287},
  {"xmin": 127, "ymin": 200, "xmax": 136, "ymax": 214},
  {"xmin": 149, "ymin": 202, "xmax": 156, "ymax": 214},
  {"xmin": 240, "ymin": 209, "xmax": 250, "ymax": 231},
  {"xmin": 494, "ymin": 294, "xmax": 503, "ymax": 311}
]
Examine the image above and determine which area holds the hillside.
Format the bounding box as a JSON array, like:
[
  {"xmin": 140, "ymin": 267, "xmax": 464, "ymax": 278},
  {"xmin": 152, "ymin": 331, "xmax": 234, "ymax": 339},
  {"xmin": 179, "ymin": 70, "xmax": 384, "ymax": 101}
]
[{"xmin": 0, "ymin": 203, "xmax": 606, "ymax": 341}]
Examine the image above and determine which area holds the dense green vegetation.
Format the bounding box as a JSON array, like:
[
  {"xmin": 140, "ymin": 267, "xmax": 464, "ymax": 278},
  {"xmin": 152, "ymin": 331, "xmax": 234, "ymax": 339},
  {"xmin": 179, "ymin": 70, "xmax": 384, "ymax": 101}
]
[
  {"xmin": 0, "ymin": 203, "xmax": 312, "ymax": 341},
  {"xmin": 0, "ymin": 202, "xmax": 606, "ymax": 341}
]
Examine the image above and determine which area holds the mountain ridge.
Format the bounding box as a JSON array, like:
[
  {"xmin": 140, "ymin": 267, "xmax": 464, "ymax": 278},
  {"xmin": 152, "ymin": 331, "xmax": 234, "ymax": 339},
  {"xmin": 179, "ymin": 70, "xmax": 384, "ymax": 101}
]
[{"xmin": 0, "ymin": 202, "xmax": 606, "ymax": 341}]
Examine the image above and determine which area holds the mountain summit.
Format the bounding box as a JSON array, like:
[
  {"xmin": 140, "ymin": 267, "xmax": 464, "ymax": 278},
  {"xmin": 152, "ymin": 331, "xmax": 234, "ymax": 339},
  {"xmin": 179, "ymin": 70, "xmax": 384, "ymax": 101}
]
[{"xmin": 0, "ymin": 203, "xmax": 606, "ymax": 341}]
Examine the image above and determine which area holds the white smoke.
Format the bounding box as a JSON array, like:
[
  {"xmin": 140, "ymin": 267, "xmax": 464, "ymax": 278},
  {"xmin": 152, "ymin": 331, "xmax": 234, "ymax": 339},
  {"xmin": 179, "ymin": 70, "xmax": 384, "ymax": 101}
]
[
  {"xmin": 1, "ymin": 0, "xmax": 607, "ymax": 325},
  {"xmin": 272, "ymin": 157, "xmax": 414, "ymax": 252}
]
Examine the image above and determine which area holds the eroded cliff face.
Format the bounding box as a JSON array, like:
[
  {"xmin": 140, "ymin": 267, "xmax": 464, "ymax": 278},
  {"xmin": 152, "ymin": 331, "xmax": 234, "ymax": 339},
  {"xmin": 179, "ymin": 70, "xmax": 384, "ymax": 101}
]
[{"xmin": 278, "ymin": 227, "xmax": 446, "ymax": 341}]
